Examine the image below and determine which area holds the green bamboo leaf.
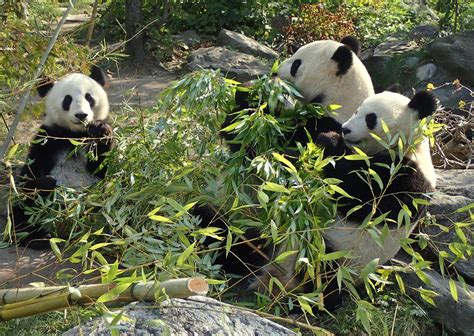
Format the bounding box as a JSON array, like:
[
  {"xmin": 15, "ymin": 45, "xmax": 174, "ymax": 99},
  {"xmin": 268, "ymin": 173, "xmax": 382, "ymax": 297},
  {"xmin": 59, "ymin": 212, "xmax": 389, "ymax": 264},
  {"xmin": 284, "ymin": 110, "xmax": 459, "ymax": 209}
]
[
  {"xmin": 257, "ymin": 190, "xmax": 269, "ymax": 205},
  {"xmin": 455, "ymin": 202, "xmax": 474, "ymax": 213},
  {"xmin": 297, "ymin": 296, "xmax": 315, "ymax": 317},
  {"xmin": 149, "ymin": 215, "xmax": 173, "ymax": 223},
  {"xmin": 455, "ymin": 226, "xmax": 467, "ymax": 244},
  {"xmin": 329, "ymin": 184, "xmax": 354, "ymax": 199},
  {"xmin": 225, "ymin": 230, "xmax": 232, "ymax": 257},
  {"xmin": 5, "ymin": 144, "xmax": 19, "ymax": 161},
  {"xmin": 196, "ymin": 227, "xmax": 223, "ymax": 240},
  {"xmin": 221, "ymin": 121, "xmax": 242, "ymax": 133},
  {"xmin": 275, "ymin": 250, "xmax": 297, "ymax": 264},
  {"xmin": 328, "ymin": 104, "xmax": 341, "ymax": 111},
  {"xmin": 183, "ymin": 201, "xmax": 198, "ymax": 212},
  {"xmin": 320, "ymin": 250, "xmax": 348, "ymax": 261},
  {"xmin": 69, "ymin": 139, "xmax": 83, "ymax": 146},
  {"xmin": 90, "ymin": 242, "xmax": 113, "ymax": 251},
  {"xmin": 263, "ymin": 181, "xmax": 290, "ymax": 194},
  {"xmin": 177, "ymin": 242, "xmax": 196, "ymax": 266},
  {"xmin": 449, "ymin": 279, "xmax": 458, "ymax": 302},
  {"xmin": 49, "ymin": 239, "xmax": 63, "ymax": 261},
  {"xmin": 361, "ymin": 258, "xmax": 379, "ymax": 280},
  {"xmin": 272, "ymin": 152, "xmax": 297, "ymax": 174},
  {"xmin": 395, "ymin": 273, "xmax": 405, "ymax": 294},
  {"xmin": 344, "ymin": 154, "xmax": 368, "ymax": 161},
  {"xmin": 270, "ymin": 220, "xmax": 278, "ymax": 243},
  {"xmin": 97, "ymin": 283, "xmax": 131, "ymax": 303},
  {"xmin": 368, "ymin": 168, "xmax": 384, "ymax": 190}
]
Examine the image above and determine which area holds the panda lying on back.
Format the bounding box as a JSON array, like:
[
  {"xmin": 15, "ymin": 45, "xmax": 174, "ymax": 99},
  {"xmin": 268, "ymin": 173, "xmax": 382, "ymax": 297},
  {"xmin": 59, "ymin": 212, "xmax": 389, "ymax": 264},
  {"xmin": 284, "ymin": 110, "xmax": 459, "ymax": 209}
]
[
  {"xmin": 252, "ymin": 90, "xmax": 437, "ymax": 306},
  {"xmin": 11, "ymin": 66, "xmax": 114, "ymax": 248}
]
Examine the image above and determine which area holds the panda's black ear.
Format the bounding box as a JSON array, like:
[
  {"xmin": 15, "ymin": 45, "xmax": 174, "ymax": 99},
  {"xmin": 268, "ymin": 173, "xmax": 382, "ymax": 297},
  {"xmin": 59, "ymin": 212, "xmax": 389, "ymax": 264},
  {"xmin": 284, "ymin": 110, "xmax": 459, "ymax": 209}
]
[
  {"xmin": 89, "ymin": 65, "xmax": 107, "ymax": 87},
  {"xmin": 385, "ymin": 83, "xmax": 403, "ymax": 94},
  {"xmin": 331, "ymin": 45, "xmax": 353, "ymax": 76},
  {"xmin": 340, "ymin": 36, "xmax": 361, "ymax": 56},
  {"xmin": 37, "ymin": 78, "xmax": 54, "ymax": 98},
  {"xmin": 408, "ymin": 91, "xmax": 437, "ymax": 119}
]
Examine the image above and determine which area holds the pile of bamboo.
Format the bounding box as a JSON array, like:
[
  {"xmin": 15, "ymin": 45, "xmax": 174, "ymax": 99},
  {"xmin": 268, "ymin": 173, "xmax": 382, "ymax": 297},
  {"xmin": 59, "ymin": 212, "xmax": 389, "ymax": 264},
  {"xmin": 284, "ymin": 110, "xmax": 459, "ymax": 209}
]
[{"xmin": 0, "ymin": 278, "xmax": 208, "ymax": 321}]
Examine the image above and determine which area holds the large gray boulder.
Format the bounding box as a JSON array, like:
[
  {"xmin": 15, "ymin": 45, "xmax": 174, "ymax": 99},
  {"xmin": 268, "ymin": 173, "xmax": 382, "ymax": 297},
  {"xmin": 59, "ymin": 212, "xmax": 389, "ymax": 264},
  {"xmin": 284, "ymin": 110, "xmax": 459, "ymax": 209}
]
[
  {"xmin": 401, "ymin": 270, "xmax": 474, "ymax": 336},
  {"xmin": 64, "ymin": 296, "xmax": 297, "ymax": 335},
  {"xmin": 427, "ymin": 169, "xmax": 474, "ymax": 283},
  {"xmin": 217, "ymin": 29, "xmax": 278, "ymax": 60},
  {"xmin": 188, "ymin": 47, "xmax": 271, "ymax": 82},
  {"xmin": 428, "ymin": 31, "xmax": 474, "ymax": 86}
]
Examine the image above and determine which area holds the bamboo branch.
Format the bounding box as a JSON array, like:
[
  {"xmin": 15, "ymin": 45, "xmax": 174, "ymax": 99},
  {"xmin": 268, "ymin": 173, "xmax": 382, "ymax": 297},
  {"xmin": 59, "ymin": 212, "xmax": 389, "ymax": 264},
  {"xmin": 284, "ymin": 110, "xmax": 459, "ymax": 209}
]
[
  {"xmin": 0, "ymin": 278, "xmax": 208, "ymax": 321},
  {"xmin": 0, "ymin": 0, "xmax": 78, "ymax": 159}
]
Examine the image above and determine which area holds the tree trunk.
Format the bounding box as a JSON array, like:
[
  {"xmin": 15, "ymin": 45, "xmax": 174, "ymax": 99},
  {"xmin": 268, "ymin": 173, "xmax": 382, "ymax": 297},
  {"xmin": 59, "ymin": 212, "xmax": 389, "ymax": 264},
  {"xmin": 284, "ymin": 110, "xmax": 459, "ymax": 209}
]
[{"xmin": 125, "ymin": 0, "xmax": 145, "ymax": 63}]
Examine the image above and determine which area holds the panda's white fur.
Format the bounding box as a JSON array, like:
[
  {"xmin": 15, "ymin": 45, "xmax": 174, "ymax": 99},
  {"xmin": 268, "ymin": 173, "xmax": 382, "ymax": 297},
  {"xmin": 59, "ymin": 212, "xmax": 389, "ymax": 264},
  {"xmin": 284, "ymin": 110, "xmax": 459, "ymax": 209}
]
[
  {"xmin": 252, "ymin": 90, "xmax": 437, "ymax": 296},
  {"xmin": 278, "ymin": 38, "xmax": 374, "ymax": 124}
]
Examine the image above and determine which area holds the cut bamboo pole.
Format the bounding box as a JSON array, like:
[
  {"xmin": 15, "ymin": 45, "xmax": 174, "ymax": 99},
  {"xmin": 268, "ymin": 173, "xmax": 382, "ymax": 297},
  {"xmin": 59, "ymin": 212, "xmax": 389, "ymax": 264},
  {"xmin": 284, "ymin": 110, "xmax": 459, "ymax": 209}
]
[{"xmin": 0, "ymin": 278, "xmax": 208, "ymax": 321}]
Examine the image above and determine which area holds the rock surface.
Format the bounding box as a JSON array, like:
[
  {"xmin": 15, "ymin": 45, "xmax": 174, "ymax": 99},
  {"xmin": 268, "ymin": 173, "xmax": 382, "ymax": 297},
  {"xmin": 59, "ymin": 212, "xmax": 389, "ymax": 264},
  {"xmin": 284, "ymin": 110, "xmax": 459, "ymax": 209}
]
[
  {"xmin": 428, "ymin": 31, "xmax": 474, "ymax": 86},
  {"xmin": 175, "ymin": 29, "xmax": 201, "ymax": 47},
  {"xmin": 217, "ymin": 29, "xmax": 278, "ymax": 60},
  {"xmin": 63, "ymin": 296, "xmax": 296, "ymax": 336},
  {"xmin": 401, "ymin": 270, "xmax": 474, "ymax": 336},
  {"xmin": 188, "ymin": 47, "xmax": 271, "ymax": 82},
  {"xmin": 428, "ymin": 169, "xmax": 474, "ymax": 284}
]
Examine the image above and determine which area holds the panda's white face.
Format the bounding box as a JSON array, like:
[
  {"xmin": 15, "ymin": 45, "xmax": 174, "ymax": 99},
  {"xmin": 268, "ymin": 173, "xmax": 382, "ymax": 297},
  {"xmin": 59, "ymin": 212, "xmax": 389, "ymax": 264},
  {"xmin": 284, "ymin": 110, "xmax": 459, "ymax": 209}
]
[
  {"xmin": 278, "ymin": 40, "xmax": 342, "ymax": 103},
  {"xmin": 341, "ymin": 92, "xmax": 426, "ymax": 155},
  {"xmin": 277, "ymin": 39, "xmax": 374, "ymax": 124},
  {"xmin": 43, "ymin": 73, "xmax": 109, "ymax": 132}
]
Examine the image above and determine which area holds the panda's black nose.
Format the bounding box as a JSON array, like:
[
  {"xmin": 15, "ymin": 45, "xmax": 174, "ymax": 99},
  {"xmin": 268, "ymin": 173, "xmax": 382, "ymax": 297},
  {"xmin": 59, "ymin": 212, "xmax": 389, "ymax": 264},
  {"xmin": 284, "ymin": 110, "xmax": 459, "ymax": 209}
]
[
  {"xmin": 75, "ymin": 113, "xmax": 88, "ymax": 121},
  {"xmin": 342, "ymin": 127, "xmax": 351, "ymax": 135}
]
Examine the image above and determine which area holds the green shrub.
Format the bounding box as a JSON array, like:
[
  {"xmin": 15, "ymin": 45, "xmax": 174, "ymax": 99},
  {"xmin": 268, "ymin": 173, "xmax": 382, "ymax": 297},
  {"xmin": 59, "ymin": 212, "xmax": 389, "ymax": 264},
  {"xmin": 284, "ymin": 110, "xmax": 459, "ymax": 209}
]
[{"xmin": 282, "ymin": 4, "xmax": 356, "ymax": 52}]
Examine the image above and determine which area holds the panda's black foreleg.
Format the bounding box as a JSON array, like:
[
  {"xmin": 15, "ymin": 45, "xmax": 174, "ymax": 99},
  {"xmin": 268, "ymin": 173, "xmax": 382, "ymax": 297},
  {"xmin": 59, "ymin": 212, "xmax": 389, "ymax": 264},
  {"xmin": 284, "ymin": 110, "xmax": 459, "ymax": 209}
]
[{"xmin": 86, "ymin": 120, "xmax": 115, "ymax": 178}]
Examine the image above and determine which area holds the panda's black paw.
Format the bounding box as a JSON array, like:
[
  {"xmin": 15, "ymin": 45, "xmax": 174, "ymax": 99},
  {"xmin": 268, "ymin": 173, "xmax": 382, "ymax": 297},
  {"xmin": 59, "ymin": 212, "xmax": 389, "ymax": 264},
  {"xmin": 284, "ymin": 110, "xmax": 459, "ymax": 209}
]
[
  {"xmin": 25, "ymin": 175, "xmax": 57, "ymax": 191},
  {"xmin": 316, "ymin": 131, "xmax": 345, "ymax": 156},
  {"xmin": 87, "ymin": 120, "xmax": 113, "ymax": 139}
]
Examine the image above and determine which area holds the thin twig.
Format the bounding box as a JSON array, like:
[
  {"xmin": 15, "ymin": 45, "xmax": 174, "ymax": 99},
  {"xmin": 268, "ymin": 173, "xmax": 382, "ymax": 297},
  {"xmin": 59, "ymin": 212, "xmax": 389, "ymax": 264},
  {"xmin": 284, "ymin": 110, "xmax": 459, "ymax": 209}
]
[{"xmin": 0, "ymin": 1, "xmax": 78, "ymax": 159}]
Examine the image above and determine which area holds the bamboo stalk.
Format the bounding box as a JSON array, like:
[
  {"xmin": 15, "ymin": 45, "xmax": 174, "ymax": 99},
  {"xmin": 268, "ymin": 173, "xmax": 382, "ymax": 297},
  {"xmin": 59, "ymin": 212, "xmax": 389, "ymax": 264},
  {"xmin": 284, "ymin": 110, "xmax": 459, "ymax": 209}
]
[
  {"xmin": 0, "ymin": 278, "xmax": 208, "ymax": 321},
  {"xmin": 85, "ymin": 0, "xmax": 100, "ymax": 47}
]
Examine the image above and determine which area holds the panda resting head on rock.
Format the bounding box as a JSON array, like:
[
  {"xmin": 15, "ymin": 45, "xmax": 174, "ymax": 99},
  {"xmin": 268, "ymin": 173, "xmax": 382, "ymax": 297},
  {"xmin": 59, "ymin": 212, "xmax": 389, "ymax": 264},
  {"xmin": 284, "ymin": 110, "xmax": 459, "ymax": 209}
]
[
  {"xmin": 252, "ymin": 90, "xmax": 437, "ymax": 308},
  {"xmin": 11, "ymin": 66, "xmax": 114, "ymax": 249}
]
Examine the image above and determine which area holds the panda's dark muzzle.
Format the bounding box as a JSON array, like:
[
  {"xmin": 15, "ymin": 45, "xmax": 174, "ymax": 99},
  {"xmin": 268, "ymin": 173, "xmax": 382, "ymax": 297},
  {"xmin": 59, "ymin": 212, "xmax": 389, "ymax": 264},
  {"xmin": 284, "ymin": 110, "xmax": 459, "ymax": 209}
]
[{"xmin": 75, "ymin": 113, "xmax": 88, "ymax": 121}]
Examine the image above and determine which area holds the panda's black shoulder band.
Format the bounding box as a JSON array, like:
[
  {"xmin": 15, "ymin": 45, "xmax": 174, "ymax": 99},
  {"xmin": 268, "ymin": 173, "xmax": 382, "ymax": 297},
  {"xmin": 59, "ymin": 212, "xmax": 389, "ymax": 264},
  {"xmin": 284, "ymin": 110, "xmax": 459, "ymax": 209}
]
[{"xmin": 331, "ymin": 46, "xmax": 353, "ymax": 77}]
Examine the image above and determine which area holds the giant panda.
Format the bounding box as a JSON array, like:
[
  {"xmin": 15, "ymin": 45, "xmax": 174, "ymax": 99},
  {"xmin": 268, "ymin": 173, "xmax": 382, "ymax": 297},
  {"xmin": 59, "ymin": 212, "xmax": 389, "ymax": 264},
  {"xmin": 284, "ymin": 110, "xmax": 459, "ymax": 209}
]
[
  {"xmin": 277, "ymin": 36, "xmax": 375, "ymax": 144},
  {"xmin": 251, "ymin": 90, "xmax": 437, "ymax": 307},
  {"xmin": 10, "ymin": 66, "xmax": 114, "ymax": 249},
  {"xmin": 221, "ymin": 36, "xmax": 375, "ymax": 157}
]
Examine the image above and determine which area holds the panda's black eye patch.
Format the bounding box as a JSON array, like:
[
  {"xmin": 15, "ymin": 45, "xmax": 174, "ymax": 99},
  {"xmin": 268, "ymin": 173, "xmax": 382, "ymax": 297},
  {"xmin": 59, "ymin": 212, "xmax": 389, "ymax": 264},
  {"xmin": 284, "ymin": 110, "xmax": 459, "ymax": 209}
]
[
  {"xmin": 62, "ymin": 95, "xmax": 72, "ymax": 111},
  {"xmin": 366, "ymin": 113, "xmax": 377, "ymax": 130},
  {"xmin": 85, "ymin": 93, "xmax": 95, "ymax": 108},
  {"xmin": 290, "ymin": 59, "xmax": 302, "ymax": 77}
]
